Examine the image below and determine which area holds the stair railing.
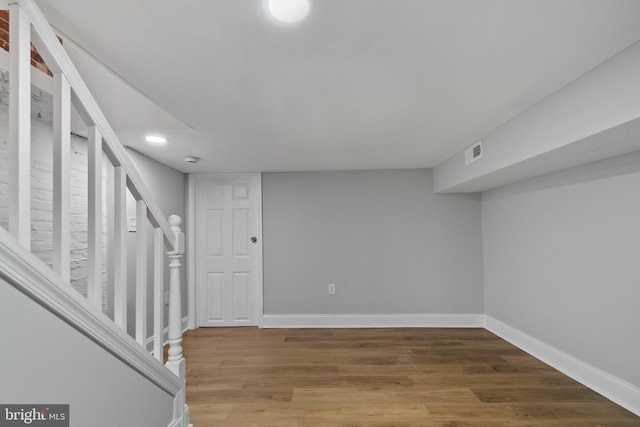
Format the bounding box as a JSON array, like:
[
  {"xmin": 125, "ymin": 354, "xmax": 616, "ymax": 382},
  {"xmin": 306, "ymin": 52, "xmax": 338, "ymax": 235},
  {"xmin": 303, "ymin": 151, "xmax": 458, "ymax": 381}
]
[{"xmin": 2, "ymin": 0, "xmax": 191, "ymax": 425}]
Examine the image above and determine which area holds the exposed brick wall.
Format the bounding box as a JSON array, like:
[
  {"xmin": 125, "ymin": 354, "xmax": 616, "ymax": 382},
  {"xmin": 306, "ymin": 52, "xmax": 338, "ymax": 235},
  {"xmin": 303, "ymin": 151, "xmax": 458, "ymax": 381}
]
[
  {"xmin": 0, "ymin": 104, "xmax": 110, "ymax": 311},
  {"xmin": 0, "ymin": 9, "xmax": 57, "ymax": 77},
  {"xmin": 0, "ymin": 11, "xmax": 8, "ymax": 52}
]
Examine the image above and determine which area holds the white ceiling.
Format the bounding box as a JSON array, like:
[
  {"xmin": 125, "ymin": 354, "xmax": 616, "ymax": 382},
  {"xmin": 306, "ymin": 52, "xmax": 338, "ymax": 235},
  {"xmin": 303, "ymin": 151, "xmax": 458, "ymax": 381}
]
[{"xmin": 36, "ymin": 0, "xmax": 640, "ymax": 173}]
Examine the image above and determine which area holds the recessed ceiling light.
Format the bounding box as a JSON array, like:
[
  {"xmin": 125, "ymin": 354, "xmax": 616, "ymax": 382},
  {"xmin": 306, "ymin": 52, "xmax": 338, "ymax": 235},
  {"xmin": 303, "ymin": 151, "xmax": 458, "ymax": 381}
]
[
  {"xmin": 145, "ymin": 135, "xmax": 167, "ymax": 144},
  {"xmin": 267, "ymin": 0, "xmax": 310, "ymax": 23}
]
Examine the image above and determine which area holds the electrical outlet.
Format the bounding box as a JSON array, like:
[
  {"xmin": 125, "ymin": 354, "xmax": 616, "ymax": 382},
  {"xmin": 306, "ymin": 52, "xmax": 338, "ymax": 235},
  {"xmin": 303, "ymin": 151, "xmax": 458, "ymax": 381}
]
[
  {"xmin": 328, "ymin": 283, "xmax": 336, "ymax": 295},
  {"xmin": 164, "ymin": 291, "xmax": 170, "ymax": 305}
]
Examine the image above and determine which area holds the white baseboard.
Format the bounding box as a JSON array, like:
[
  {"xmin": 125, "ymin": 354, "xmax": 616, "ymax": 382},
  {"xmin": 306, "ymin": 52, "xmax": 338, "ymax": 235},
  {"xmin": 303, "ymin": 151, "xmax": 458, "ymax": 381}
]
[
  {"xmin": 485, "ymin": 316, "xmax": 640, "ymax": 417},
  {"xmin": 262, "ymin": 313, "xmax": 485, "ymax": 328},
  {"xmin": 146, "ymin": 316, "xmax": 190, "ymax": 354}
]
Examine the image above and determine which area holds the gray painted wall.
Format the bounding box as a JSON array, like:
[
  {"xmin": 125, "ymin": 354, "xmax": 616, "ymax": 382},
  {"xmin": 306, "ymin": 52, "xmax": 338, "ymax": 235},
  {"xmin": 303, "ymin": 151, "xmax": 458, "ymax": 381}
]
[
  {"xmin": 0, "ymin": 278, "xmax": 174, "ymax": 427},
  {"xmin": 125, "ymin": 148, "xmax": 187, "ymax": 338},
  {"xmin": 126, "ymin": 148, "xmax": 187, "ymax": 230},
  {"xmin": 262, "ymin": 169, "xmax": 484, "ymax": 315},
  {"xmin": 482, "ymin": 152, "xmax": 640, "ymax": 388}
]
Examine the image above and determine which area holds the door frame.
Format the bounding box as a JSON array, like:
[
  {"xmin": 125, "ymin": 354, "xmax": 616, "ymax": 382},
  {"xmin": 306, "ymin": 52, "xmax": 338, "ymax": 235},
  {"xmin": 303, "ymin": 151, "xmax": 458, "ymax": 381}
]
[{"xmin": 187, "ymin": 173, "xmax": 264, "ymax": 329}]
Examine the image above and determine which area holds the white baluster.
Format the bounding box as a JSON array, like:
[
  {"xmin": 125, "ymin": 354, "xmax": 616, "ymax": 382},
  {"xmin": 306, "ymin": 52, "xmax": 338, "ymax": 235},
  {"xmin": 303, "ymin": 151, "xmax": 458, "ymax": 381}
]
[
  {"xmin": 113, "ymin": 166, "xmax": 127, "ymax": 330},
  {"xmin": 87, "ymin": 126, "xmax": 103, "ymax": 309},
  {"xmin": 8, "ymin": 3, "xmax": 31, "ymax": 249},
  {"xmin": 135, "ymin": 200, "xmax": 148, "ymax": 345},
  {"xmin": 53, "ymin": 72, "xmax": 71, "ymax": 282},
  {"xmin": 153, "ymin": 227, "xmax": 164, "ymax": 361}
]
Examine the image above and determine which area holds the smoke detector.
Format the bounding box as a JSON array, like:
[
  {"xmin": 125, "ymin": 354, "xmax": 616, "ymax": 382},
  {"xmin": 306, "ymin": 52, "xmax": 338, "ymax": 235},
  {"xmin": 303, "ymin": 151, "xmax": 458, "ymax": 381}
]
[{"xmin": 184, "ymin": 156, "xmax": 200, "ymax": 164}]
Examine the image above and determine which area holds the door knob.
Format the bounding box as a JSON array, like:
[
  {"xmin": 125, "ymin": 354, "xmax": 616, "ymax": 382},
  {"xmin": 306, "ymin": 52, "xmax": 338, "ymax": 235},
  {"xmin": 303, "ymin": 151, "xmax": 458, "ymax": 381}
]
[{"xmin": 251, "ymin": 236, "xmax": 257, "ymax": 243}]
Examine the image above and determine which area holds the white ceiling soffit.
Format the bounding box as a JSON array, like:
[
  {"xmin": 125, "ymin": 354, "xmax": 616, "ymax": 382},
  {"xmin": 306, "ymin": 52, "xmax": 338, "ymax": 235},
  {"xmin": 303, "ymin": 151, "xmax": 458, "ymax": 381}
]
[
  {"xmin": 35, "ymin": 0, "xmax": 640, "ymax": 173},
  {"xmin": 61, "ymin": 38, "xmax": 189, "ymax": 132}
]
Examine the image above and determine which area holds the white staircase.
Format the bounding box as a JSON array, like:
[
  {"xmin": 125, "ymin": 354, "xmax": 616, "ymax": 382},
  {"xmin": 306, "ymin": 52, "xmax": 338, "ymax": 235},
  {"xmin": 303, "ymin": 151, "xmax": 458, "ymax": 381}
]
[{"xmin": 0, "ymin": 0, "xmax": 192, "ymax": 425}]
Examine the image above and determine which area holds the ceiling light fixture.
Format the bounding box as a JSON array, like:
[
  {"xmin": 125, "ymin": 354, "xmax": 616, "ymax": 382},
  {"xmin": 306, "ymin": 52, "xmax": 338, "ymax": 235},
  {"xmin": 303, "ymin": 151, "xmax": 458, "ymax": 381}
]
[
  {"xmin": 145, "ymin": 135, "xmax": 167, "ymax": 144},
  {"xmin": 267, "ymin": 0, "xmax": 310, "ymax": 23}
]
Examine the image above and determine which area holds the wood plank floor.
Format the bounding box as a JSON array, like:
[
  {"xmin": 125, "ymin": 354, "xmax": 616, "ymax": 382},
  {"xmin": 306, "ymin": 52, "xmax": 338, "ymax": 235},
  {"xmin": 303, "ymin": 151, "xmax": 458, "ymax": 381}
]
[{"xmin": 182, "ymin": 327, "xmax": 640, "ymax": 426}]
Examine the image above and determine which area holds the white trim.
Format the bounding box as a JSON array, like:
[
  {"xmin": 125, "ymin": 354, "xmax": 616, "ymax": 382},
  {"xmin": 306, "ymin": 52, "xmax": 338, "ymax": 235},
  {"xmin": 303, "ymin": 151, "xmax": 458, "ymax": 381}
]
[
  {"xmin": 8, "ymin": 2, "xmax": 31, "ymax": 249},
  {"xmin": 263, "ymin": 313, "xmax": 485, "ymax": 328},
  {"xmin": 167, "ymin": 416, "xmax": 191, "ymax": 427},
  {"xmin": 52, "ymin": 72, "xmax": 71, "ymax": 282},
  {"xmin": 255, "ymin": 173, "xmax": 264, "ymax": 327},
  {"xmin": 0, "ymin": 228, "xmax": 182, "ymax": 396},
  {"xmin": 188, "ymin": 173, "xmax": 264, "ymax": 328},
  {"xmin": 87, "ymin": 126, "xmax": 103, "ymax": 308},
  {"xmin": 146, "ymin": 316, "xmax": 190, "ymax": 354},
  {"xmin": 187, "ymin": 174, "xmax": 199, "ymax": 329},
  {"xmin": 186, "ymin": 174, "xmax": 197, "ymax": 330},
  {"xmin": 485, "ymin": 316, "xmax": 640, "ymax": 417}
]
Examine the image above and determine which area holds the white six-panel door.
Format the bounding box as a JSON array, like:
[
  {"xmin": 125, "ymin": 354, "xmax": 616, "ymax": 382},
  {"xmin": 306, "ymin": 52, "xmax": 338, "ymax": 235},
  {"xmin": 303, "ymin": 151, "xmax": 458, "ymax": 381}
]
[{"xmin": 196, "ymin": 174, "xmax": 261, "ymax": 327}]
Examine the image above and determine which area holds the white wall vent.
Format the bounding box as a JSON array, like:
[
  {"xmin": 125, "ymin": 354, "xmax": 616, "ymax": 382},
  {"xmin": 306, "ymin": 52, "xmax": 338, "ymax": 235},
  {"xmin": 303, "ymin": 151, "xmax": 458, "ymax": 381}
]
[{"xmin": 465, "ymin": 140, "xmax": 483, "ymax": 165}]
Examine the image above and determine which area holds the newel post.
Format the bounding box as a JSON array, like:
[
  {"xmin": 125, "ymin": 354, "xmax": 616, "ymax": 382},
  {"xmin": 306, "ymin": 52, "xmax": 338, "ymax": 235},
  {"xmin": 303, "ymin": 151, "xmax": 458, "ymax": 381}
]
[
  {"xmin": 166, "ymin": 215, "xmax": 185, "ymax": 367},
  {"xmin": 165, "ymin": 215, "xmax": 192, "ymax": 427}
]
